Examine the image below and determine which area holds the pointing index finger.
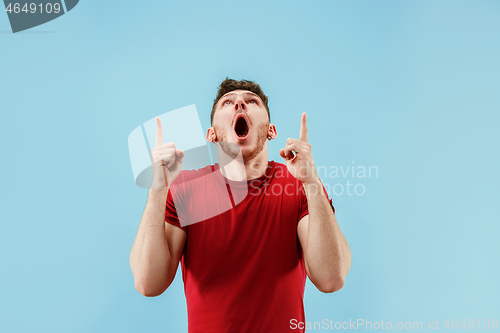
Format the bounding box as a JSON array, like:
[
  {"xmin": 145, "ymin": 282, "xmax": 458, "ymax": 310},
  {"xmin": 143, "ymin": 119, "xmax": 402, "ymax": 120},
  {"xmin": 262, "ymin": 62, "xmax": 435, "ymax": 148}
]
[
  {"xmin": 299, "ymin": 112, "xmax": 308, "ymax": 142},
  {"xmin": 155, "ymin": 117, "xmax": 164, "ymax": 147}
]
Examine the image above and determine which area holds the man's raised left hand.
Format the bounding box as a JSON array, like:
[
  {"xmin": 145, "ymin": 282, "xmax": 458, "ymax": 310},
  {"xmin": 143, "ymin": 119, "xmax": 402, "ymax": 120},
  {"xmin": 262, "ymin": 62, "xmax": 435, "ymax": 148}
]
[{"xmin": 279, "ymin": 112, "xmax": 319, "ymax": 185}]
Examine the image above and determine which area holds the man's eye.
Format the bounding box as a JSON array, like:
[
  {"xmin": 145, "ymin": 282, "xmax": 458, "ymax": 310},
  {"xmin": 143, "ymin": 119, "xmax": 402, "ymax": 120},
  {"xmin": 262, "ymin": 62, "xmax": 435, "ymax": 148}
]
[
  {"xmin": 224, "ymin": 101, "xmax": 232, "ymax": 105},
  {"xmin": 249, "ymin": 100, "xmax": 257, "ymax": 104}
]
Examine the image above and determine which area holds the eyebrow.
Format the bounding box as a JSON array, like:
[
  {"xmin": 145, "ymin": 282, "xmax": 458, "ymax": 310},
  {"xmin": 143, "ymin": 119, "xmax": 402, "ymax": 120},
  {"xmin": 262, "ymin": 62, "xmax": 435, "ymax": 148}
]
[{"xmin": 220, "ymin": 91, "xmax": 260, "ymax": 100}]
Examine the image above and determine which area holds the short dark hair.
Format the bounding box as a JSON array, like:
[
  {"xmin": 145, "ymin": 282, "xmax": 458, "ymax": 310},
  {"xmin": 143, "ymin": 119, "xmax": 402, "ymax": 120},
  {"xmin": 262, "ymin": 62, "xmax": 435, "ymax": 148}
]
[{"xmin": 211, "ymin": 78, "xmax": 270, "ymax": 125}]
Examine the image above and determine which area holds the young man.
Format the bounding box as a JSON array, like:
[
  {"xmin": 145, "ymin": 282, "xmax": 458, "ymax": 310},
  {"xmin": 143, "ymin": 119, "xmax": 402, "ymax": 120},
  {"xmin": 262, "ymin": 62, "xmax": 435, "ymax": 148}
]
[{"xmin": 130, "ymin": 78, "xmax": 351, "ymax": 332}]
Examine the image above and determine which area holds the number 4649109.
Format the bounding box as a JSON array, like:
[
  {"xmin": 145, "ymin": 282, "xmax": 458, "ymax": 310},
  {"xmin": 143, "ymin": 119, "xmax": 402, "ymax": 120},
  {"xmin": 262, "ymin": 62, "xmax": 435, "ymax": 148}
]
[
  {"xmin": 444, "ymin": 319, "xmax": 498, "ymax": 329},
  {"xmin": 5, "ymin": 3, "xmax": 62, "ymax": 14}
]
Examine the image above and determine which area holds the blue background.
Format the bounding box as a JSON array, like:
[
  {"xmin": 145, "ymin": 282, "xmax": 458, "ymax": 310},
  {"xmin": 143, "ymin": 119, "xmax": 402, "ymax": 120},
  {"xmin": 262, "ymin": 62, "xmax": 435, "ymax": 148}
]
[{"xmin": 1, "ymin": 1, "xmax": 499, "ymax": 332}]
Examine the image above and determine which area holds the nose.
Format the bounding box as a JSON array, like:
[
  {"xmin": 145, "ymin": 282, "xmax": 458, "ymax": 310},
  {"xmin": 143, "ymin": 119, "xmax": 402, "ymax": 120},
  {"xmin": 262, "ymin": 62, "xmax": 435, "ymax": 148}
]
[{"xmin": 234, "ymin": 97, "xmax": 246, "ymax": 111}]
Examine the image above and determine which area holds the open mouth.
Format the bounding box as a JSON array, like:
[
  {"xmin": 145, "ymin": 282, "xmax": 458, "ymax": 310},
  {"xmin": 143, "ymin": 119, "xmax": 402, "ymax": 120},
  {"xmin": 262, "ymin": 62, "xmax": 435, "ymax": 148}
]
[{"xmin": 234, "ymin": 114, "xmax": 249, "ymax": 139}]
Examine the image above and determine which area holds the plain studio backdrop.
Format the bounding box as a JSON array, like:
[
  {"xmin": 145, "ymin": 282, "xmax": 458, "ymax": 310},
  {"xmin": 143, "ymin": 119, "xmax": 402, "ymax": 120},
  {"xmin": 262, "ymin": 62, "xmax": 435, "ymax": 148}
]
[{"xmin": 0, "ymin": 1, "xmax": 499, "ymax": 332}]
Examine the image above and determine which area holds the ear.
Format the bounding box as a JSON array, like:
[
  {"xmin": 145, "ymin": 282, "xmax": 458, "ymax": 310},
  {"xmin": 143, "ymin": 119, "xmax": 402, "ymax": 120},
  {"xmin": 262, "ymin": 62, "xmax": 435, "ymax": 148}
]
[
  {"xmin": 268, "ymin": 124, "xmax": 278, "ymax": 140},
  {"xmin": 206, "ymin": 127, "xmax": 216, "ymax": 142}
]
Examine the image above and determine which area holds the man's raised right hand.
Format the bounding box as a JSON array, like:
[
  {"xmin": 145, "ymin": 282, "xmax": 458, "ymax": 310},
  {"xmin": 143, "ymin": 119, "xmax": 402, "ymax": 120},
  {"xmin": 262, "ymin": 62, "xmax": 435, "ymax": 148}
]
[{"xmin": 150, "ymin": 117, "xmax": 185, "ymax": 189}]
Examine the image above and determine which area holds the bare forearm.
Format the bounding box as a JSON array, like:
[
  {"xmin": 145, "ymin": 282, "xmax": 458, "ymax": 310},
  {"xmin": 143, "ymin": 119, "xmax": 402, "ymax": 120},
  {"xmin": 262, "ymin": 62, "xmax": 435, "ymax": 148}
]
[
  {"xmin": 304, "ymin": 179, "xmax": 351, "ymax": 287},
  {"xmin": 130, "ymin": 188, "xmax": 173, "ymax": 295},
  {"xmin": 280, "ymin": 113, "xmax": 350, "ymax": 291}
]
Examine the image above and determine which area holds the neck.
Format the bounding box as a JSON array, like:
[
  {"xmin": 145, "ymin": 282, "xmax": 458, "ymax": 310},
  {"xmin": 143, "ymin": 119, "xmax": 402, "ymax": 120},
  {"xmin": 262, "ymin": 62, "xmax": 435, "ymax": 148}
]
[{"xmin": 218, "ymin": 144, "xmax": 269, "ymax": 181}]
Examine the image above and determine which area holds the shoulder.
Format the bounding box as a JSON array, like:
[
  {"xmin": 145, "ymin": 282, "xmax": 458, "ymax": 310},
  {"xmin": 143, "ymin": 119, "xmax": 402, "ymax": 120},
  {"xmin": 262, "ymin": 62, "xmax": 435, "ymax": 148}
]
[{"xmin": 270, "ymin": 161, "xmax": 297, "ymax": 182}]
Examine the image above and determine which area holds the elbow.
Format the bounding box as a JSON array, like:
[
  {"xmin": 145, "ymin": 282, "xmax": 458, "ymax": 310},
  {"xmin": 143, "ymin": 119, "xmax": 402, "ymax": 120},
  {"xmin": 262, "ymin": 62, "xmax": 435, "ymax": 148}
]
[
  {"xmin": 135, "ymin": 285, "xmax": 161, "ymax": 297},
  {"xmin": 130, "ymin": 263, "xmax": 175, "ymax": 297},
  {"xmin": 134, "ymin": 279, "xmax": 169, "ymax": 297},
  {"xmin": 314, "ymin": 276, "xmax": 345, "ymax": 293}
]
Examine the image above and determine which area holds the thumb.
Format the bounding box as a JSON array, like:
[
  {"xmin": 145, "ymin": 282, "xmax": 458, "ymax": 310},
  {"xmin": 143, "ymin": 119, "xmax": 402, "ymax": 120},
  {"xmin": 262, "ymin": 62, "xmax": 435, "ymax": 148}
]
[
  {"xmin": 175, "ymin": 149, "xmax": 185, "ymax": 164},
  {"xmin": 280, "ymin": 148, "xmax": 295, "ymax": 161},
  {"xmin": 279, "ymin": 148, "xmax": 286, "ymax": 159}
]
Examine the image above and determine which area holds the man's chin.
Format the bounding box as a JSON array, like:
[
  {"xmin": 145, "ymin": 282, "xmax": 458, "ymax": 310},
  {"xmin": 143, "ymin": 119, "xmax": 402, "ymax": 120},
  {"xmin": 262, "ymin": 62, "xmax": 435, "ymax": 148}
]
[
  {"xmin": 214, "ymin": 124, "xmax": 268, "ymax": 163},
  {"xmin": 241, "ymin": 144, "xmax": 266, "ymax": 163},
  {"xmin": 217, "ymin": 141, "xmax": 240, "ymax": 160},
  {"xmin": 218, "ymin": 143, "xmax": 256, "ymax": 163}
]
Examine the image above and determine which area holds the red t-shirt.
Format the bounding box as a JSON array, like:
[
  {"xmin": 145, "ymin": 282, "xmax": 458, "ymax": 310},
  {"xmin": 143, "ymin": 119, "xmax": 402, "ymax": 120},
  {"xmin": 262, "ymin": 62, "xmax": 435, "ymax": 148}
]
[{"xmin": 165, "ymin": 161, "xmax": 334, "ymax": 333}]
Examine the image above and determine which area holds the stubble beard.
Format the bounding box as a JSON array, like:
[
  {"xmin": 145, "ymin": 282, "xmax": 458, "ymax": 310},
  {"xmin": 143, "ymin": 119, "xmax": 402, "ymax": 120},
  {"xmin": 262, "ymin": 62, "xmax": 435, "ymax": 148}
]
[{"xmin": 213, "ymin": 123, "xmax": 269, "ymax": 163}]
